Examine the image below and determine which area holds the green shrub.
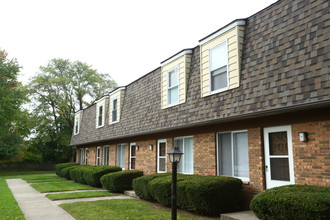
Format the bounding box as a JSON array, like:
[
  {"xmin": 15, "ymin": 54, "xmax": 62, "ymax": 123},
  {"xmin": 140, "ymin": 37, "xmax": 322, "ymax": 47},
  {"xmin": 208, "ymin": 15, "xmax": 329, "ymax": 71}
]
[
  {"xmin": 83, "ymin": 166, "xmax": 122, "ymax": 187},
  {"xmin": 58, "ymin": 165, "xmax": 80, "ymax": 179},
  {"xmin": 101, "ymin": 170, "xmax": 143, "ymax": 193},
  {"xmin": 250, "ymin": 185, "xmax": 330, "ymax": 220},
  {"xmin": 69, "ymin": 166, "xmax": 89, "ymax": 184},
  {"xmin": 132, "ymin": 173, "xmax": 171, "ymax": 201},
  {"xmin": 55, "ymin": 162, "xmax": 79, "ymax": 175},
  {"xmin": 177, "ymin": 176, "xmax": 242, "ymax": 216}
]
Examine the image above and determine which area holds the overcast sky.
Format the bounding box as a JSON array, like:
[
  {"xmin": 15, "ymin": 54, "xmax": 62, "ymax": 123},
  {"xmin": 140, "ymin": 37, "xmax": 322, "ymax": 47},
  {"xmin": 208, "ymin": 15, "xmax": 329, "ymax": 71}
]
[{"xmin": 2, "ymin": 0, "xmax": 277, "ymax": 86}]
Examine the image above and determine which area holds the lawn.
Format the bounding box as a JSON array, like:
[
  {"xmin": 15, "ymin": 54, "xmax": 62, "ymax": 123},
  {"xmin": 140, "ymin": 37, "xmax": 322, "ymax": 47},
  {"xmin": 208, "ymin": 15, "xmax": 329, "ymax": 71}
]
[
  {"xmin": 31, "ymin": 181, "xmax": 96, "ymax": 193},
  {"xmin": 61, "ymin": 199, "xmax": 210, "ymax": 220},
  {"xmin": 46, "ymin": 191, "xmax": 116, "ymax": 200}
]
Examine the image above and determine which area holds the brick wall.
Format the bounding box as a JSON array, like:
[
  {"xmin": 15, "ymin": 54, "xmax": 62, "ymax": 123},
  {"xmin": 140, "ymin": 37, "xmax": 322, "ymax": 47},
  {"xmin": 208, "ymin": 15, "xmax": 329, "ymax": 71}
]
[
  {"xmin": 194, "ymin": 133, "xmax": 217, "ymax": 175},
  {"xmin": 135, "ymin": 140, "xmax": 157, "ymax": 175},
  {"xmin": 292, "ymin": 120, "xmax": 330, "ymax": 186}
]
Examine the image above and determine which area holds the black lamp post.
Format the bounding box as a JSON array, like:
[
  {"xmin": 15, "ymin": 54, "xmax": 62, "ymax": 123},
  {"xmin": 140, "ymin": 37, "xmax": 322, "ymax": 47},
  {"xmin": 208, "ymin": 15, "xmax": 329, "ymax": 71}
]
[{"xmin": 167, "ymin": 146, "xmax": 183, "ymax": 220}]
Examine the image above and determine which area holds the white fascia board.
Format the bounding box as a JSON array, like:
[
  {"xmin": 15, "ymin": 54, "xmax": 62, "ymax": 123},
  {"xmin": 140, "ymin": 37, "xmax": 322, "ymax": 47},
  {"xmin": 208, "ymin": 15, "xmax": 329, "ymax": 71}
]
[
  {"xmin": 109, "ymin": 87, "xmax": 126, "ymax": 95},
  {"xmin": 161, "ymin": 49, "xmax": 193, "ymax": 67},
  {"xmin": 95, "ymin": 95, "xmax": 109, "ymax": 104},
  {"xmin": 199, "ymin": 20, "xmax": 246, "ymax": 45}
]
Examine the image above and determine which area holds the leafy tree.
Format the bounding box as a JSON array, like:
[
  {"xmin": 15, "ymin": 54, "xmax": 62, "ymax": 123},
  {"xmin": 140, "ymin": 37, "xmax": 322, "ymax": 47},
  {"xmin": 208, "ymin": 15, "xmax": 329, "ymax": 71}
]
[
  {"xmin": 27, "ymin": 58, "xmax": 117, "ymax": 163},
  {"xmin": 0, "ymin": 50, "xmax": 29, "ymax": 160}
]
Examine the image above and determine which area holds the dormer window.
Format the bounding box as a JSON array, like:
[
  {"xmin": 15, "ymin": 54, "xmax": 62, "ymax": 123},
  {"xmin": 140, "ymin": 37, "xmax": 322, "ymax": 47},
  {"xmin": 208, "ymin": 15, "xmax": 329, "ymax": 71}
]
[
  {"xmin": 167, "ymin": 66, "xmax": 179, "ymax": 105},
  {"xmin": 96, "ymin": 98, "xmax": 106, "ymax": 128},
  {"xmin": 74, "ymin": 111, "xmax": 82, "ymax": 135},
  {"xmin": 112, "ymin": 99, "xmax": 118, "ymax": 122},
  {"xmin": 199, "ymin": 20, "xmax": 246, "ymax": 97},
  {"xmin": 161, "ymin": 49, "xmax": 192, "ymax": 109},
  {"xmin": 109, "ymin": 87, "xmax": 125, "ymax": 125},
  {"xmin": 210, "ymin": 41, "xmax": 228, "ymax": 92}
]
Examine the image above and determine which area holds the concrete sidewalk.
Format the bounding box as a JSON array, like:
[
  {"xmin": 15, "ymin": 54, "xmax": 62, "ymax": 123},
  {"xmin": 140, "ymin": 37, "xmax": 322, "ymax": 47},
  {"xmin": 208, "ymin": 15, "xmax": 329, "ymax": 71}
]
[{"xmin": 6, "ymin": 179, "xmax": 75, "ymax": 220}]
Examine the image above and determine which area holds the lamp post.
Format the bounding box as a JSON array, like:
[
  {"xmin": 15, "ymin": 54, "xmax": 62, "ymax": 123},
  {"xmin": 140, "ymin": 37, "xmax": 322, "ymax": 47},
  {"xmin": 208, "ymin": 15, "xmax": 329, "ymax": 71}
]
[{"xmin": 167, "ymin": 146, "xmax": 183, "ymax": 220}]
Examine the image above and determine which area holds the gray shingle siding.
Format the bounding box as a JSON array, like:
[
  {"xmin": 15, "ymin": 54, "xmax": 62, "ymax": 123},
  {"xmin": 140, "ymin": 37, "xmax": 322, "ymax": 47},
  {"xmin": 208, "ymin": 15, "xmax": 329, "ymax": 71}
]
[{"xmin": 71, "ymin": 0, "xmax": 330, "ymax": 146}]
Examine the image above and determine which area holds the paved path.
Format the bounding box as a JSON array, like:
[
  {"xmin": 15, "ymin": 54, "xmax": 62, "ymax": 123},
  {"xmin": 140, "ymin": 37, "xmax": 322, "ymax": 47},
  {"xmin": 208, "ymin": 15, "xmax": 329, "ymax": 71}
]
[{"xmin": 7, "ymin": 179, "xmax": 76, "ymax": 220}]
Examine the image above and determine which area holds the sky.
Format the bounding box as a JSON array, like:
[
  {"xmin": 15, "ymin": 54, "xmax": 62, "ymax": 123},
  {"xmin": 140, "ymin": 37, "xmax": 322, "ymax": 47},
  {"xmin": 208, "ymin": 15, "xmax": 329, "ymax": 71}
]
[{"xmin": 2, "ymin": 0, "xmax": 278, "ymax": 86}]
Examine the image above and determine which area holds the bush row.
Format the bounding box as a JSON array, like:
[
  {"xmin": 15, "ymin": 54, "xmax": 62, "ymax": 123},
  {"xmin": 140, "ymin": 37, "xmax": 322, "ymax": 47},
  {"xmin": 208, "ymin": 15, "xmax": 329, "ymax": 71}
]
[
  {"xmin": 55, "ymin": 162, "xmax": 79, "ymax": 175},
  {"xmin": 101, "ymin": 170, "xmax": 144, "ymax": 193},
  {"xmin": 58, "ymin": 165, "xmax": 80, "ymax": 179},
  {"xmin": 250, "ymin": 185, "xmax": 330, "ymax": 220},
  {"xmin": 69, "ymin": 165, "xmax": 122, "ymax": 187},
  {"xmin": 133, "ymin": 174, "xmax": 242, "ymax": 216}
]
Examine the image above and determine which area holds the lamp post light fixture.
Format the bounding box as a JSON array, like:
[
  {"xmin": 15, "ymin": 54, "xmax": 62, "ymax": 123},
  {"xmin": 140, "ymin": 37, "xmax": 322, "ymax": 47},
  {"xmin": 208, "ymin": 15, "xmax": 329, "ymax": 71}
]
[{"xmin": 167, "ymin": 146, "xmax": 183, "ymax": 220}]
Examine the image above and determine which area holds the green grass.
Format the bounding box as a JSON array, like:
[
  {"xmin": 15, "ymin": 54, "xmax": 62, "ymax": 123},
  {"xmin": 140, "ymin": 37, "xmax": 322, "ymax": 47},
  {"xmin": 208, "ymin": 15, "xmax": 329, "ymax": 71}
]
[
  {"xmin": 0, "ymin": 170, "xmax": 55, "ymax": 220},
  {"xmin": 46, "ymin": 191, "xmax": 116, "ymax": 200},
  {"xmin": 60, "ymin": 199, "xmax": 210, "ymax": 220},
  {"xmin": 31, "ymin": 181, "xmax": 96, "ymax": 193},
  {"xmin": 21, "ymin": 174, "xmax": 65, "ymax": 183}
]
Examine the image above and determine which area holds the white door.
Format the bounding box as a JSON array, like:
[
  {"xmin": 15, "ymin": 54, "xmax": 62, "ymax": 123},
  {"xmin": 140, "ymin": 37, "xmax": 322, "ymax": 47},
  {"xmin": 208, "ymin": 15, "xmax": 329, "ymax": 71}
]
[
  {"xmin": 264, "ymin": 125, "xmax": 294, "ymax": 189},
  {"xmin": 157, "ymin": 140, "xmax": 167, "ymax": 173}
]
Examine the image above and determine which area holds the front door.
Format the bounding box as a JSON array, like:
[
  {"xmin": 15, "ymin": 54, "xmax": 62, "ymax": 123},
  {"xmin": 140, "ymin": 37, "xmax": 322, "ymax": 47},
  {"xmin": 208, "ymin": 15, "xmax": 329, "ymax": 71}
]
[
  {"xmin": 264, "ymin": 125, "xmax": 294, "ymax": 189},
  {"xmin": 129, "ymin": 143, "xmax": 136, "ymax": 170}
]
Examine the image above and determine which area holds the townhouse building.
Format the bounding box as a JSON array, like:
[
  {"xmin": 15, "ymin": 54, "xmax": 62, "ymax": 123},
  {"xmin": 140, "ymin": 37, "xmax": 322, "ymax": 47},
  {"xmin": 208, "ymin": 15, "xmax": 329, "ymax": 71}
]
[{"xmin": 71, "ymin": 0, "xmax": 330, "ymax": 203}]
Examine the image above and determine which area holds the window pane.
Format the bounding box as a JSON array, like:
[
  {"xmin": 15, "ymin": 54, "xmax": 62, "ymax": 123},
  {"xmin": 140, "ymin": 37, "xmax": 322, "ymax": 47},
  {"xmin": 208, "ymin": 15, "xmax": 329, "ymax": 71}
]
[
  {"xmin": 120, "ymin": 146, "xmax": 125, "ymax": 168},
  {"xmin": 211, "ymin": 67, "xmax": 227, "ymax": 91},
  {"xmin": 168, "ymin": 87, "xmax": 178, "ymax": 105},
  {"xmin": 219, "ymin": 133, "xmax": 232, "ymax": 176},
  {"xmin": 184, "ymin": 137, "xmax": 193, "ymax": 174},
  {"xmin": 159, "ymin": 158, "xmax": 166, "ymax": 172},
  {"xmin": 270, "ymin": 158, "xmax": 290, "ymax": 181},
  {"xmin": 112, "ymin": 110, "xmax": 117, "ymax": 122},
  {"xmin": 113, "ymin": 99, "xmax": 117, "ymax": 110},
  {"xmin": 210, "ymin": 42, "xmax": 227, "ymax": 71},
  {"xmin": 175, "ymin": 139, "xmax": 184, "ymax": 173},
  {"xmin": 131, "ymin": 158, "xmax": 136, "ymax": 169},
  {"xmin": 168, "ymin": 69, "xmax": 178, "ymax": 87},
  {"xmin": 131, "ymin": 145, "xmax": 136, "ymax": 156},
  {"xmin": 269, "ymin": 132, "xmax": 288, "ymax": 155},
  {"xmin": 233, "ymin": 132, "xmax": 249, "ymax": 178},
  {"xmin": 159, "ymin": 143, "xmax": 166, "ymax": 157}
]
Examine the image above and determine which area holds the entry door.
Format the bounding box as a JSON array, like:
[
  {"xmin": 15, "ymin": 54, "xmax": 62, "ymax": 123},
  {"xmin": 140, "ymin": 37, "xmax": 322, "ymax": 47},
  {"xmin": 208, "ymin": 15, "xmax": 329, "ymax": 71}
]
[
  {"xmin": 264, "ymin": 125, "xmax": 294, "ymax": 189},
  {"xmin": 130, "ymin": 143, "xmax": 136, "ymax": 170}
]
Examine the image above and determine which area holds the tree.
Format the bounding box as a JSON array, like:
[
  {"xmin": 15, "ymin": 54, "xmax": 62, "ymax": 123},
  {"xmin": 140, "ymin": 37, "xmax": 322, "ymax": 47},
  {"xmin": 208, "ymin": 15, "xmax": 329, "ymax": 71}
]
[
  {"xmin": 0, "ymin": 50, "xmax": 29, "ymax": 160},
  {"xmin": 27, "ymin": 58, "xmax": 117, "ymax": 162}
]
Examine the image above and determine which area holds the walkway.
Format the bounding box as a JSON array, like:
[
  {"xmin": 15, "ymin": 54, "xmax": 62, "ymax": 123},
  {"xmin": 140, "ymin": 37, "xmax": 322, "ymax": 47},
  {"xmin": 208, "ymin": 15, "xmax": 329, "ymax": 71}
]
[
  {"xmin": 7, "ymin": 179, "xmax": 75, "ymax": 220},
  {"xmin": 7, "ymin": 179, "xmax": 135, "ymax": 220}
]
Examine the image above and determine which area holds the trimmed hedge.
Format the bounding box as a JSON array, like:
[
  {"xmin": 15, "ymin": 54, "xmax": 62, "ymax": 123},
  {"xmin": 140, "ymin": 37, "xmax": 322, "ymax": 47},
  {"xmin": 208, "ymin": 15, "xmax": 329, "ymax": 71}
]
[
  {"xmin": 55, "ymin": 162, "xmax": 79, "ymax": 175},
  {"xmin": 177, "ymin": 176, "xmax": 242, "ymax": 216},
  {"xmin": 250, "ymin": 185, "xmax": 330, "ymax": 220},
  {"xmin": 135, "ymin": 173, "xmax": 242, "ymax": 216},
  {"xmin": 132, "ymin": 173, "xmax": 171, "ymax": 201},
  {"xmin": 83, "ymin": 166, "xmax": 122, "ymax": 187},
  {"xmin": 101, "ymin": 170, "xmax": 144, "ymax": 193},
  {"xmin": 69, "ymin": 165, "xmax": 122, "ymax": 187},
  {"xmin": 58, "ymin": 165, "xmax": 80, "ymax": 179}
]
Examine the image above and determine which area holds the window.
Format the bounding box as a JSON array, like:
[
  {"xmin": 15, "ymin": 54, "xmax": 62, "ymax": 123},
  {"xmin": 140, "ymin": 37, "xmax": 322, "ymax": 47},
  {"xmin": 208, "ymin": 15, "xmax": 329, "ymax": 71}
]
[
  {"xmin": 79, "ymin": 148, "xmax": 84, "ymax": 164},
  {"xmin": 157, "ymin": 140, "xmax": 167, "ymax": 173},
  {"xmin": 102, "ymin": 146, "xmax": 109, "ymax": 165},
  {"xmin": 209, "ymin": 41, "xmax": 228, "ymax": 92},
  {"xmin": 74, "ymin": 112, "xmax": 81, "ymax": 135},
  {"xmin": 85, "ymin": 148, "xmax": 88, "ymax": 165},
  {"xmin": 116, "ymin": 144, "xmax": 126, "ymax": 169},
  {"xmin": 97, "ymin": 105, "xmax": 103, "ymax": 127},
  {"xmin": 167, "ymin": 67, "xmax": 179, "ymax": 105},
  {"xmin": 129, "ymin": 143, "xmax": 136, "ymax": 170},
  {"xmin": 174, "ymin": 137, "xmax": 193, "ymax": 174},
  {"xmin": 217, "ymin": 131, "xmax": 249, "ymax": 179},
  {"xmin": 112, "ymin": 99, "xmax": 118, "ymax": 122},
  {"xmin": 96, "ymin": 146, "xmax": 101, "ymax": 165}
]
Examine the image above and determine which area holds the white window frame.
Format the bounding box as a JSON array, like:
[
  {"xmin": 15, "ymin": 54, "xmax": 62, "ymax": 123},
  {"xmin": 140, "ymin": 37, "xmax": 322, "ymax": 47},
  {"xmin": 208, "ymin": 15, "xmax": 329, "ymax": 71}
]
[
  {"xmin": 209, "ymin": 40, "xmax": 229, "ymax": 94},
  {"xmin": 111, "ymin": 98, "xmax": 118, "ymax": 123},
  {"xmin": 157, "ymin": 139, "xmax": 167, "ymax": 173},
  {"xmin": 102, "ymin": 145, "xmax": 109, "ymax": 165},
  {"xmin": 96, "ymin": 146, "xmax": 101, "ymax": 165},
  {"xmin": 74, "ymin": 114, "xmax": 80, "ymax": 135},
  {"xmin": 129, "ymin": 143, "xmax": 137, "ymax": 170},
  {"xmin": 216, "ymin": 130, "xmax": 249, "ymax": 182},
  {"xmin": 174, "ymin": 136, "xmax": 194, "ymax": 174},
  {"xmin": 96, "ymin": 103, "xmax": 105, "ymax": 128},
  {"xmin": 167, "ymin": 65, "xmax": 180, "ymax": 106},
  {"xmin": 116, "ymin": 144, "xmax": 126, "ymax": 170},
  {"xmin": 84, "ymin": 148, "xmax": 88, "ymax": 165}
]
